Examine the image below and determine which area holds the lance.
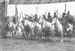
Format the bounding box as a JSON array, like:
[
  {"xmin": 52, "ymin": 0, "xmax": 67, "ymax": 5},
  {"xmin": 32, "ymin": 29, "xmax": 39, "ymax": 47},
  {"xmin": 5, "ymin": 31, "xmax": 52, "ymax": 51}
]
[
  {"xmin": 15, "ymin": 5, "xmax": 17, "ymax": 23},
  {"xmin": 5, "ymin": 0, "xmax": 9, "ymax": 24},
  {"xmin": 5, "ymin": 0, "xmax": 9, "ymax": 17},
  {"xmin": 36, "ymin": 7, "xmax": 38, "ymax": 17},
  {"xmin": 65, "ymin": 4, "xmax": 67, "ymax": 13}
]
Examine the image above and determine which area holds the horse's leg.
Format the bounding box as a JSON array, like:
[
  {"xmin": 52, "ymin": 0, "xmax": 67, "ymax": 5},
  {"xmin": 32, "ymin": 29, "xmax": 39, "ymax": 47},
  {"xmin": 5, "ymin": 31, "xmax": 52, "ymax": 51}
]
[
  {"xmin": 14, "ymin": 30, "xmax": 16, "ymax": 37},
  {"xmin": 71, "ymin": 28, "xmax": 73, "ymax": 37},
  {"xmin": 3, "ymin": 30, "xmax": 7, "ymax": 38},
  {"xmin": 12, "ymin": 29, "xmax": 16, "ymax": 38},
  {"xmin": 26, "ymin": 32, "xmax": 28, "ymax": 38},
  {"xmin": 11, "ymin": 31, "xmax": 14, "ymax": 37},
  {"xmin": 27, "ymin": 32, "xmax": 29, "ymax": 38},
  {"xmin": 13, "ymin": 31, "xmax": 15, "ymax": 37},
  {"xmin": 30, "ymin": 29, "xmax": 32, "ymax": 39},
  {"xmin": 61, "ymin": 31, "xmax": 64, "ymax": 43},
  {"xmin": 24, "ymin": 31, "xmax": 26, "ymax": 38},
  {"xmin": 12, "ymin": 30, "xmax": 14, "ymax": 38},
  {"xmin": 28, "ymin": 32, "xmax": 30, "ymax": 39},
  {"xmin": 29, "ymin": 30, "xmax": 31, "ymax": 39},
  {"xmin": 23, "ymin": 30, "xmax": 25, "ymax": 38},
  {"xmin": 25, "ymin": 32, "xmax": 27, "ymax": 38},
  {"xmin": 31, "ymin": 29, "xmax": 34, "ymax": 38}
]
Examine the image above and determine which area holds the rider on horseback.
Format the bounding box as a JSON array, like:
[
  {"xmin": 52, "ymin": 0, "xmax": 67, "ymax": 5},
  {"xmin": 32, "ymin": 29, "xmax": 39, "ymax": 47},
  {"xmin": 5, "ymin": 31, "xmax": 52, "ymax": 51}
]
[
  {"xmin": 34, "ymin": 14, "xmax": 39, "ymax": 22},
  {"xmin": 43, "ymin": 14, "xmax": 46, "ymax": 21},
  {"xmin": 54, "ymin": 12, "xmax": 57, "ymax": 18},
  {"xmin": 62, "ymin": 12, "xmax": 66, "ymax": 17},
  {"xmin": 47, "ymin": 12, "xmax": 52, "ymax": 22},
  {"xmin": 67, "ymin": 11, "xmax": 70, "ymax": 15}
]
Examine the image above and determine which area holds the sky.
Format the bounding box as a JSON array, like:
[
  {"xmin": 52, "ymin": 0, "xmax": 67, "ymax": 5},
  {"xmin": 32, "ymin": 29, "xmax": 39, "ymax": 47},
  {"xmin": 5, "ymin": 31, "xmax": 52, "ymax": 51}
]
[{"xmin": 7, "ymin": 2, "xmax": 75, "ymax": 18}]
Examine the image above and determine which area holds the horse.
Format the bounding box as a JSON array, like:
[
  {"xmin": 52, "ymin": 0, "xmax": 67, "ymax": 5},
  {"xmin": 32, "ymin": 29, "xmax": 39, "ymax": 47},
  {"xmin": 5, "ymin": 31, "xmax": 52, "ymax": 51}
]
[
  {"xmin": 5, "ymin": 16, "xmax": 18, "ymax": 37},
  {"xmin": 32, "ymin": 22, "xmax": 42, "ymax": 39},
  {"xmin": 52, "ymin": 17, "xmax": 64, "ymax": 42},
  {"xmin": 21, "ymin": 19, "xmax": 34, "ymax": 38},
  {"xmin": 4, "ymin": 21, "xmax": 16, "ymax": 37},
  {"xmin": 39, "ymin": 16, "xmax": 52, "ymax": 28},
  {"xmin": 66, "ymin": 23, "xmax": 74, "ymax": 37},
  {"xmin": 39, "ymin": 16, "xmax": 53, "ymax": 39},
  {"xmin": 22, "ymin": 19, "xmax": 42, "ymax": 39},
  {"xmin": 9, "ymin": 20, "xmax": 18, "ymax": 37},
  {"xmin": 60, "ymin": 13, "xmax": 75, "ymax": 37}
]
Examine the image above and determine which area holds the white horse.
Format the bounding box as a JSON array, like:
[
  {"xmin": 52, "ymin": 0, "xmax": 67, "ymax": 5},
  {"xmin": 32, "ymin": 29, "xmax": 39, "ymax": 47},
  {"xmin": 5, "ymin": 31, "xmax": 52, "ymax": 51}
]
[
  {"xmin": 33, "ymin": 22, "xmax": 42, "ymax": 29},
  {"xmin": 24, "ymin": 20, "xmax": 34, "ymax": 29},
  {"xmin": 52, "ymin": 17, "xmax": 63, "ymax": 42},
  {"xmin": 67, "ymin": 23, "xmax": 73, "ymax": 31},
  {"xmin": 39, "ymin": 16, "xmax": 55, "ymax": 35},
  {"xmin": 39, "ymin": 17, "xmax": 52, "ymax": 28},
  {"xmin": 67, "ymin": 23, "xmax": 74, "ymax": 36},
  {"xmin": 52, "ymin": 17, "xmax": 63, "ymax": 33},
  {"xmin": 31, "ymin": 22, "xmax": 42, "ymax": 39},
  {"xmin": 39, "ymin": 16, "xmax": 54, "ymax": 39},
  {"xmin": 8, "ymin": 20, "xmax": 18, "ymax": 37}
]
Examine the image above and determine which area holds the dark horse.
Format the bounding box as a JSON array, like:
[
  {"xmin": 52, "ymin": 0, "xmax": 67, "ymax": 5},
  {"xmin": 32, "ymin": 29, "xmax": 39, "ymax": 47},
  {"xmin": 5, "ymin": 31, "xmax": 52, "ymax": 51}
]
[
  {"xmin": 59, "ymin": 11, "xmax": 75, "ymax": 37},
  {"xmin": 4, "ymin": 22, "xmax": 14, "ymax": 37}
]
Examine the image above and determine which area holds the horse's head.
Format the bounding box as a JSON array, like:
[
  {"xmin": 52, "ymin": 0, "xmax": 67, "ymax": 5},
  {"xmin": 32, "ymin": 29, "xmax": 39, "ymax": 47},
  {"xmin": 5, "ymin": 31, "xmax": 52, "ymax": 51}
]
[
  {"xmin": 51, "ymin": 17, "xmax": 57, "ymax": 25},
  {"xmin": 52, "ymin": 18, "xmax": 63, "ymax": 32},
  {"xmin": 67, "ymin": 15, "xmax": 75, "ymax": 25},
  {"xmin": 39, "ymin": 17, "xmax": 44, "ymax": 24}
]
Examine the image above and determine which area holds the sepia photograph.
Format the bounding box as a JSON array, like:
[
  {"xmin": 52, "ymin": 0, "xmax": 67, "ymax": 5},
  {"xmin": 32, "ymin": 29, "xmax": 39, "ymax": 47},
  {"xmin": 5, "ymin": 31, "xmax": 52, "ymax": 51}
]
[{"xmin": 0, "ymin": 0, "xmax": 75, "ymax": 51}]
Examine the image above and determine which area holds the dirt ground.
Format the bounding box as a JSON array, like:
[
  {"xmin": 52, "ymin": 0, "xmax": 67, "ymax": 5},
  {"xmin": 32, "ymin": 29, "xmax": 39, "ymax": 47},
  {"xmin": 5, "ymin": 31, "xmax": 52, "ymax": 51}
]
[{"xmin": 0, "ymin": 38, "xmax": 75, "ymax": 51}]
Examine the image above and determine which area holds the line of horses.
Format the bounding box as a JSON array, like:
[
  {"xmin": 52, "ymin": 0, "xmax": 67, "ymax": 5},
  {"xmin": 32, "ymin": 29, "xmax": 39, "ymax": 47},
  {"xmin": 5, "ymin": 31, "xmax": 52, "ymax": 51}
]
[{"xmin": 3, "ymin": 11, "xmax": 75, "ymax": 41}]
